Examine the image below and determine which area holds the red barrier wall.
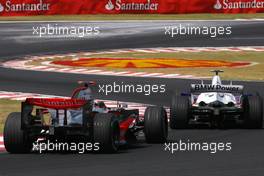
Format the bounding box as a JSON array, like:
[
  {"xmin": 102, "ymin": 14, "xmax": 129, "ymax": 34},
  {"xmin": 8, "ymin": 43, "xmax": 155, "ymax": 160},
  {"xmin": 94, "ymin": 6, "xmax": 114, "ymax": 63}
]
[{"xmin": 0, "ymin": 0, "xmax": 264, "ymax": 16}]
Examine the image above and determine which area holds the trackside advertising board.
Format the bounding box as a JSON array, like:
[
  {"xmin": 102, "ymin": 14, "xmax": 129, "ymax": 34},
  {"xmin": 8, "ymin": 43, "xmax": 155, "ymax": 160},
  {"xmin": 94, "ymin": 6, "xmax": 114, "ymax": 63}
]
[{"xmin": 0, "ymin": 0, "xmax": 264, "ymax": 16}]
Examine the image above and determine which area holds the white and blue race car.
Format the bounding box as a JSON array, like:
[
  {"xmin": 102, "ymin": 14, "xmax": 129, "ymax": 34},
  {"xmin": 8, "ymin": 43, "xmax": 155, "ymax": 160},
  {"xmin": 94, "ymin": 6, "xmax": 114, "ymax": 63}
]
[{"xmin": 170, "ymin": 70, "xmax": 263, "ymax": 129}]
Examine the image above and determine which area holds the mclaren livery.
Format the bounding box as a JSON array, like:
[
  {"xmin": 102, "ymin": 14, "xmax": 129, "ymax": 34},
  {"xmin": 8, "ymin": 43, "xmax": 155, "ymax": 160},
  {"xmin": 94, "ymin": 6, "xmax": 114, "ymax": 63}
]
[{"xmin": 3, "ymin": 82, "xmax": 168, "ymax": 153}]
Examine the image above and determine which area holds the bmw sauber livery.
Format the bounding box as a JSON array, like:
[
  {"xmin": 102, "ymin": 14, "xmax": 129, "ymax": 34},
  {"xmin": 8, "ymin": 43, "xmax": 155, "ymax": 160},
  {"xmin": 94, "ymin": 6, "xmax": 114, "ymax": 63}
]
[{"xmin": 170, "ymin": 70, "xmax": 263, "ymax": 129}]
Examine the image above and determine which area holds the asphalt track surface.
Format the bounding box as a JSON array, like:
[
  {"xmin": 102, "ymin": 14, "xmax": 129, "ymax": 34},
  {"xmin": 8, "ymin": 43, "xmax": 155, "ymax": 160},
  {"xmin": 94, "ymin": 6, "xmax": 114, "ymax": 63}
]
[{"xmin": 0, "ymin": 21, "xmax": 264, "ymax": 176}]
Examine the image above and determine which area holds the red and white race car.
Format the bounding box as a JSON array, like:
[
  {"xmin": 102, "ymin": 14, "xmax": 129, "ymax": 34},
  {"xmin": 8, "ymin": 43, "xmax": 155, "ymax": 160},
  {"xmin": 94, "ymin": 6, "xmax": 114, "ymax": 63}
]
[{"xmin": 4, "ymin": 81, "xmax": 168, "ymax": 153}]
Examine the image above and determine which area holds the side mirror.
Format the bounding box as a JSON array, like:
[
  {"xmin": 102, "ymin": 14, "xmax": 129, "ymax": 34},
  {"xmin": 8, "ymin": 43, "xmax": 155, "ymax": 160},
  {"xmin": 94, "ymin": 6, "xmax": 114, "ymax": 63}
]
[
  {"xmin": 78, "ymin": 81, "xmax": 96, "ymax": 87},
  {"xmin": 88, "ymin": 81, "xmax": 96, "ymax": 86}
]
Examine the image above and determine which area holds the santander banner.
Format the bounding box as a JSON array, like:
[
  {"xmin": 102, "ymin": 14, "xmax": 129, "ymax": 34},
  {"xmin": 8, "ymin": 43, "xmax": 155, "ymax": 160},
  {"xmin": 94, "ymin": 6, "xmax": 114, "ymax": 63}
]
[{"xmin": 0, "ymin": 0, "xmax": 264, "ymax": 16}]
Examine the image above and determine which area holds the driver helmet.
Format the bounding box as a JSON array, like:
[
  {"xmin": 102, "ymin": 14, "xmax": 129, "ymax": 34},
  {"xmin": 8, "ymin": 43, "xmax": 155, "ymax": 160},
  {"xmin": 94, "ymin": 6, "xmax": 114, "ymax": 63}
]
[{"xmin": 78, "ymin": 87, "xmax": 93, "ymax": 101}]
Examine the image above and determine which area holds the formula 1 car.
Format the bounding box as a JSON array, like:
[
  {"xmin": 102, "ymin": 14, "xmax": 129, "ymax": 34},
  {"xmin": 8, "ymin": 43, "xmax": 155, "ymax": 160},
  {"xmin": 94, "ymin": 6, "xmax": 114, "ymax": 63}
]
[
  {"xmin": 4, "ymin": 82, "xmax": 168, "ymax": 153},
  {"xmin": 170, "ymin": 70, "xmax": 263, "ymax": 129}
]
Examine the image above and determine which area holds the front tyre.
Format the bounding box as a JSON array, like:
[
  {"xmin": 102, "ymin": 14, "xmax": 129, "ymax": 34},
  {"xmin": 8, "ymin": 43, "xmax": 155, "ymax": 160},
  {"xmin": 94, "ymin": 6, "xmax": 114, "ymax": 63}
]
[
  {"xmin": 243, "ymin": 94, "xmax": 263, "ymax": 129},
  {"xmin": 144, "ymin": 106, "xmax": 168, "ymax": 143},
  {"xmin": 4, "ymin": 112, "xmax": 33, "ymax": 153},
  {"xmin": 93, "ymin": 113, "xmax": 120, "ymax": 153}
]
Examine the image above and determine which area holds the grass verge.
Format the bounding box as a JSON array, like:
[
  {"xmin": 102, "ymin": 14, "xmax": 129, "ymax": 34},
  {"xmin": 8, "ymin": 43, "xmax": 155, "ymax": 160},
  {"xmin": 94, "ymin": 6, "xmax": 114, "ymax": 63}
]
[
  {"xmin": 91, "ymin": 51, "xmax": 264, "ymax": 80},
  {"xmin": 0, "ymin": 99, "xmax": 21, "ymax": 133}
]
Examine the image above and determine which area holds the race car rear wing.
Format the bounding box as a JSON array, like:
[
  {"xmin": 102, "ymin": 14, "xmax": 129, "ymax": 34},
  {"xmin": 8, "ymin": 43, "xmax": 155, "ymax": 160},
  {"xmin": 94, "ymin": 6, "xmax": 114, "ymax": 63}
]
[
  {"xmin": 191, "ymin": 84, "xmax": 244, "ymax": 93},
  {"xmin": 21, "ymin": 98, "xmax": 91, "ymax": 130},
  {"xmin": 25, "ymin": 98, "xmax": 87, "ymax": 109}
]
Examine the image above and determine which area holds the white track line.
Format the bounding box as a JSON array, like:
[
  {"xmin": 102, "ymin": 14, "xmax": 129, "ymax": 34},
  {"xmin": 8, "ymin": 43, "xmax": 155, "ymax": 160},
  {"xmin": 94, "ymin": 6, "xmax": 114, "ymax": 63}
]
[{"xmin": 0, "ymin": 136, "xmax": 4, "ymax": 151}]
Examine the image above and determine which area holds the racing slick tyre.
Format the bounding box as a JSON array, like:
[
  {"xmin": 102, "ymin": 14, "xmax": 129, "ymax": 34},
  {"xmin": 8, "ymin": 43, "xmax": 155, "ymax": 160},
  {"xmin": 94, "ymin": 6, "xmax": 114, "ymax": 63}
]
[
  {"xmin": 93, "ymin": 113, "xmax": 120, "ymax": 153},
  {"xmin": 144, "ymin": 106, "xmax": 168, "ymax": 143},
  {"xmin": 243, "ymin": 94, "xmax": 263, "ymax": 129},
  {"xmin": 4, "ymin": 112, "xmax": 33, "ymax": 153},
  {"xmin": 170, "ymin": 94, "xmax": 190, "ymax": 129}
]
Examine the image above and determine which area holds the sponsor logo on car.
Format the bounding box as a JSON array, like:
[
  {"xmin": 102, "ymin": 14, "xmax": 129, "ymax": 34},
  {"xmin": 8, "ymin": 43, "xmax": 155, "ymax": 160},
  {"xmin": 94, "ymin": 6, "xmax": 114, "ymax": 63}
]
[
  {"xmin": 214, "ymin": 0, "xmax": 264, "ymax": 10},
  {"xmin": 105, "ymin": 0, "xmax": 159, "ymax": 11},
  {"xmin": 1, "ymin": 0, "xmax": 50, "ymax": 12},
  {"xmin": 193, "ymin": 84, "xmax": 242, "ymax": 92}
]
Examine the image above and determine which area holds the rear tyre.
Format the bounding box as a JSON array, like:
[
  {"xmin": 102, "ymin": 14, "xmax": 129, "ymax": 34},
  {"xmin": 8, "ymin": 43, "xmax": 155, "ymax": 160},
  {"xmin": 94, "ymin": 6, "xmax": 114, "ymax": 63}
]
[
  {"xmin": 4, "ymin": 112, "xmax": 33, "ymax": 153},
  {"xmin": 170, "ymin": 94, "xmax": 190, "ymax": 129},
  {"xmin": 93, "ymin": 113, "xmax": 120, "ymax": 153},
  {"xmin": 144, "ymin": 106, "xmax": 168, "ymax": 143},
  {"xmin": 243, "ymin": 94, "xmax": 263, "ymax": 129}
]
